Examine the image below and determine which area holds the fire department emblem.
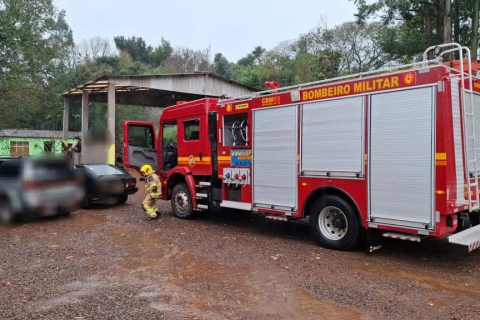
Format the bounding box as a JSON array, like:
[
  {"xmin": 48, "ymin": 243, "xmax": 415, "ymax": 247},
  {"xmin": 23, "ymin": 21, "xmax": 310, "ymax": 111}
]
[
  {"xmin": 402, "ymin": 72, "xmax": 416, "ymax": 85},
  {"xmin": 188, "ymin": 155, "xmax": 195, "ymax": 167}
]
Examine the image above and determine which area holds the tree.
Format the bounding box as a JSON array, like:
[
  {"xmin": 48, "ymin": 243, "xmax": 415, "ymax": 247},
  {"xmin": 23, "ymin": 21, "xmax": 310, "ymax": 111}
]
[
  {"xmin": 113, "ymin": 36, "xmax": 152, "ymax": 65},
  {"xmin": 213, "ymin": 53, "xmax": 233, "ymax": 79},
  {"xmin": 350, "ymin": 0, "xmax": 480, "ymax": 62},
  {"xmin": 149, "ymin": 37, "xmax": 173, "ymax": 68},
  {"xmin": 470, "ymin": 0, "xmax": 479, "ymax": 59},
  {"xmin": 0, "ymin": 0, "xmax": 74, "ymax": 130},
  {"xmin": 237, "ymin": 46, "xmax": 266, "ymax": 66},
  {"xmin": 78, "ymin": 36, "xmax": 114, "ymax": 62},
  {"xmin": 161, "ymin": 46, "xmax": 213, "ymax": 73},
  {"xmin": 118, "ymin": 50, "xmax": 133, "ymax": 70},
  {"xmin": 323, "ymin": 21, "xmax": 394, "ymax": 73}
]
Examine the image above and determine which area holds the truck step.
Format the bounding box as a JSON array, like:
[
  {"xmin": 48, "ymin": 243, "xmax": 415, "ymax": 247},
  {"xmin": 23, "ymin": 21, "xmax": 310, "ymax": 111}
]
[
  {"xmin": 448, "ymin": 224, "xmax": 480, "ymax": 252},
  {"xmin": 196, "ymin": 204, "xmax": 209, "ymax": 210},
  {"xmin": 382, "ymin": 232, "xmax": 422, "ymax": 242},
  {"xmin": 195, "ymin": 181, "xmax": 211, "ymax": 188},
  {"xmin": 265, "ymin": 214, "xmax": 289, "ymax": 222},
  {"xmin": 195, "ymin": 193, "xmax": 208, "ymax": 199}
]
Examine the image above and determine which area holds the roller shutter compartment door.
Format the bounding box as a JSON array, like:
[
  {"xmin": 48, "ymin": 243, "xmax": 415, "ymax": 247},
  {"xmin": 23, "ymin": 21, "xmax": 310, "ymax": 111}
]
[
  {"xmin": 464, "ymin": 91, "xmax": 480, "ymax": 174},
  {"xmin": 369, "ymin": 86, "xmax": 435, "ymax": 228},
  {"xmin": 252, "ymin": 105, "xmax": 298, "ymax": 210},
  {"xmin": 301, "ymin": 96, "xmax": 364, "ymax": 177}
]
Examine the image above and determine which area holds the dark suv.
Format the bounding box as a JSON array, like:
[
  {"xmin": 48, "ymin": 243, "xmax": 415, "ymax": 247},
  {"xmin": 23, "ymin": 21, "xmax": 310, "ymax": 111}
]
[{"xmin": 0, "ymin": 155, "xmax": 84, "ymax": 224}]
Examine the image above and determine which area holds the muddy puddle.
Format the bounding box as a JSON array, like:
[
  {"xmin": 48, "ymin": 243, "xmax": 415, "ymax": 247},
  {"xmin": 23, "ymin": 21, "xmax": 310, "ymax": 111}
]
[
  {"xmin": 111, "ymin": 231, "xmax": 369, "ymax": 318},
  {"xmin": 341, "ymin": 259, "xmax": 480, "ymax": 297},
  {"xmin": 35, "ymin": 219, "xmax": 367, "ymax": 319},
  {"xmin": 108, "ymin": 226, "xmax": 137, "ymax": 236},
  {"xmin": 53, "ymin": 213, "xmax": 109, "ymax": 234}
]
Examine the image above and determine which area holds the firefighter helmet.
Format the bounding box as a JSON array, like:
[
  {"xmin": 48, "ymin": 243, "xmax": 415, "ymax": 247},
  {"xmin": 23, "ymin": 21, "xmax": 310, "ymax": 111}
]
[{"xmin": 140, "ymin": 164, "xmax": 153, "ymax": 176}]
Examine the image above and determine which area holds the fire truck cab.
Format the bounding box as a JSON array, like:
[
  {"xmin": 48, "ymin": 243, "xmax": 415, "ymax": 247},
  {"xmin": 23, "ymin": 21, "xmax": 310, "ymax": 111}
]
[{"xmin": 123, "ymin": 43, "xmax": 480, "ymax": 253}]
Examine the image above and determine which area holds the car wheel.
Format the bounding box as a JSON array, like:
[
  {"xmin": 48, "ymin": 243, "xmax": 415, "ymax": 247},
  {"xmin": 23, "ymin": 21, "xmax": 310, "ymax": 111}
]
[
  {"xmin": 171, "ymin": 183, "xmax": 193, "ymax": 219},
  {"xmin": 81, "ymin": 196, "xmax": 91, "ymax": 209},
  {"xmin": 0, "ymin": 198, "xmax": 14, "ymax": 225},
  {"xmin": 118, "ymin": 194, "xmax": 128, "ymax": 204},
  {"xmin": 58, "ymin": 210, "xmax": 71, "ymax": 217},
  {"xmin": 310, "ymin": 195, "xmax": 361, "ymax": 251}
]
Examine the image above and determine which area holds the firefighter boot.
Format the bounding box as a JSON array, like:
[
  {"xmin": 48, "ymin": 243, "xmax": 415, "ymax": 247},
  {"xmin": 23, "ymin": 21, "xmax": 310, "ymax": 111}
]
[{"xmin": 142, "ymin": 203, "xmax": 158, "ymax": 220}]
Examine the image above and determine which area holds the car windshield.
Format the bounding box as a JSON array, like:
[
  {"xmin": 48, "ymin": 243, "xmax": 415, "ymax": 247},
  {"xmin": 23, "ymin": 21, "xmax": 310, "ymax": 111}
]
[{"xmin": 84, "ymin": 164, "xmax": 126, "ymax": 176}]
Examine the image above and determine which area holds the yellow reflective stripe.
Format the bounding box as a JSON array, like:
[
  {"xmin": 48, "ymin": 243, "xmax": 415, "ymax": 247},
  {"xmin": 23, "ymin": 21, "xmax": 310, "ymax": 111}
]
[
  {"xmin": 177, "ymin": 157, "xmax": 212, "ymax": 162},
  {"xmin": 435, "ymin": 153, "xmax": 446, "ymax": 160}
]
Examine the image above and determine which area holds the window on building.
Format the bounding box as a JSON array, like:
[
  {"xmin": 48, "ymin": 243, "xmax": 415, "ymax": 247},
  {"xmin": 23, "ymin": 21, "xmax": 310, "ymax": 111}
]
[
  {"xmin": 184, "ymin": 119, "xmax": 200, "ymax": 141},
  {"xmin": 10, "ymin": 141, "xmax": 29, "ymax": 157},
  {"xmin": 44, "ymin": 141, "xmax": 54, "ymax": 153}
]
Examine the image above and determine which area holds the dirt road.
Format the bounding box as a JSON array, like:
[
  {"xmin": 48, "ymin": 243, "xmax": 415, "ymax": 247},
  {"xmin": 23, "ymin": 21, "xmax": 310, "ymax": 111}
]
[{"xmin": 1, "ymin": 186, "xmax": 480, "ymax": 320}]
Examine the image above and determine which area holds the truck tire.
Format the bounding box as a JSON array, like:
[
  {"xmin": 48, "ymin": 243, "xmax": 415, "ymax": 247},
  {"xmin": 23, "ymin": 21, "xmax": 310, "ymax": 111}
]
[
  {"xmin": 0, "ymin": 198, "xmax": 14, "ymax": 225},
  {"xmin": 310, "ymin": 195, "xmax": 361, "ymax": 251},
  {"xmin": 171, "ymin": 183, "xmax": 193, "ymax": 219}
]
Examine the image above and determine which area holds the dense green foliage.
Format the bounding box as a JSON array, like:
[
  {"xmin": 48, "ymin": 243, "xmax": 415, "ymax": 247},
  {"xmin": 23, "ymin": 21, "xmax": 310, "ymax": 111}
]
[
  {"xmin": 0, "ymin": 0, "xmax": 478, "ymax": 134},
  {"xmin": 350, "ymin": 0, "xmax": 480, "ymax": 61}
]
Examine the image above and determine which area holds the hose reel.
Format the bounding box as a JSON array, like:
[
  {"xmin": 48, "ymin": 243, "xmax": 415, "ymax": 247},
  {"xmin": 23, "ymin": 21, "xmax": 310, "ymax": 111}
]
[{"xmin": 230, "ymin": 119, "xmax": 248, "ymax": 145}]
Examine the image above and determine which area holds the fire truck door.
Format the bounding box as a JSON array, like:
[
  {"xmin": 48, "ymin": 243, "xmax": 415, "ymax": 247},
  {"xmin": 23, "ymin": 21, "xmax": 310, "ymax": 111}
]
[
  {"xmin": 369, "ymin": 86, "xmax": 435, "ymax": 230},
  {"xmin": 177, "ymin": 116, "xmax": 211, "ymax": 176},
  {"xmin": 122, "ymin": 121, "xmax": 158, "ymax": 172}
]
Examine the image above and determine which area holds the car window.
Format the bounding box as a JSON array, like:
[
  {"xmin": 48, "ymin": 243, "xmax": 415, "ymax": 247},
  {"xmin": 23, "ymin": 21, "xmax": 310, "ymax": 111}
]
[
  {"xmin": 0, "ymin": 160, "xmax": 21, "ymax": 178},
  {"xmin": 30, "ymin": 159, "xmax": 75, "ymax": 181},
  {"xmin": 85, "ymin": 165, "xmax": 126, "ymax": 176}
]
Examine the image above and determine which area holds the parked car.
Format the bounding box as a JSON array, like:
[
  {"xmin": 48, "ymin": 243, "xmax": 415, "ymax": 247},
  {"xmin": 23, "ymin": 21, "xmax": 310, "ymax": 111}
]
[
  {"xmin": 0, "ymin": 155, "xmax": 84, "ymax": 224},
  {"xmin": 74, "ymin": 164, "xmax": 138, "ymax": 208}
]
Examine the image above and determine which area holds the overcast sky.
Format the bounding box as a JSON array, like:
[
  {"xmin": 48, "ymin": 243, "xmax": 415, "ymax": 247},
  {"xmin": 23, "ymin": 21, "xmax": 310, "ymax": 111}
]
[{"xmin": 52, "ymin": 0, "xmax": 360, "ymax": 62}]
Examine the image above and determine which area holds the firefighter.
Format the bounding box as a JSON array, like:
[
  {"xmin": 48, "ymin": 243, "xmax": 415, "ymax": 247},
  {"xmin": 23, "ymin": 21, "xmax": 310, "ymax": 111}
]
[{"xmin": 140, "ymin": 164, "xmax": 162, "ymax": 220}]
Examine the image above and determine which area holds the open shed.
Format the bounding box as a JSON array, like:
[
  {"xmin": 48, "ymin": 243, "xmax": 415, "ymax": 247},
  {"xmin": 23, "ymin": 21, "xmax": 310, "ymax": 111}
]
[{"xmin": 61, "ymin": 72, "xmax": 259, "ymax": 164}]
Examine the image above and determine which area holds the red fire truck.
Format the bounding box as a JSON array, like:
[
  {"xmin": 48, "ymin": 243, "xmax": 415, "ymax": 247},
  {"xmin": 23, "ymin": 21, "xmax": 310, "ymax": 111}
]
[{"xmin": 123, "ymin": 43, "xmax": 480, "ymax": 252}]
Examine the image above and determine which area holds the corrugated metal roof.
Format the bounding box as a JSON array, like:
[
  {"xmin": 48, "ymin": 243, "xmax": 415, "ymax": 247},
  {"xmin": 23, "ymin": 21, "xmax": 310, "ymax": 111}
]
[
  {"xmin": 61, "ymin": 72, "xmax": 260, "ymax": 98},
  {"xmin": 0, "ymin": 129, "xmax": 81, "ymax": 139}
]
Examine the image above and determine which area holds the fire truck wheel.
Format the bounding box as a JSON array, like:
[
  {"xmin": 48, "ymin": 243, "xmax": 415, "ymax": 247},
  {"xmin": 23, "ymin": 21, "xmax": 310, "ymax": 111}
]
[
  {"xmin": 310, "ymin": 195, "xmax": 360, "ymax": 251},
  {"xmin": 171, "ymin": 183, "xmax": 194, "ymax": 219}
]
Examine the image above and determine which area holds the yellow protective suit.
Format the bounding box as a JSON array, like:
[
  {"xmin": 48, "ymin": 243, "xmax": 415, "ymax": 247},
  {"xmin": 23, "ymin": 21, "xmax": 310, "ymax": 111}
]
[{"xmin": 141, "ymin": 172, "xmax": 162, "ymax": 219}]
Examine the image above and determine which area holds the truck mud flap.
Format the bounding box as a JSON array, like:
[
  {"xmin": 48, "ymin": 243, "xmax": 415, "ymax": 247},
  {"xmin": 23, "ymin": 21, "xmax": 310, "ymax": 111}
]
[{"xmin": 448, "ymin": 224, "xmax": 480, "ymax": 252}]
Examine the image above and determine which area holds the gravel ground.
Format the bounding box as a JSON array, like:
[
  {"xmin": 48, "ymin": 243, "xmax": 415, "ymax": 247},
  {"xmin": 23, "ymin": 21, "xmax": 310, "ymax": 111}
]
[{"xmin": 1, "ymin": 178, "xmax": 480, "ymax": 319}]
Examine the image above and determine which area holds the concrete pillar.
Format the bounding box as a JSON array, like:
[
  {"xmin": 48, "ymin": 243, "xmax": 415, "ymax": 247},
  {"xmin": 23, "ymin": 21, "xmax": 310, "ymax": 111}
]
[
  {"xmin": 107, "ymin": 82, "xmax": 115, "ymax": 165},
  {"xmin": 62, "ymin": 98, "xmax": 70, "ymax": 155},
  {"xmin": 81, "ymin": 90, "xmax": 89, "ymax": 163},
  {"xmin": 62, "ymin": 98, "xmax": 69, "ymax": 140},
  {"xmin": 81, "ymin": 91, "xmax": 89, "ymax": 139}
]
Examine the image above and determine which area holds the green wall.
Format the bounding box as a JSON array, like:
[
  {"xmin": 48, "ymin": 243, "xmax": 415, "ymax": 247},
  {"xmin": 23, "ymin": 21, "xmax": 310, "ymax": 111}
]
[{"xmin": 0, "ymin": 137, "xmax": 78, "ymax": 157}]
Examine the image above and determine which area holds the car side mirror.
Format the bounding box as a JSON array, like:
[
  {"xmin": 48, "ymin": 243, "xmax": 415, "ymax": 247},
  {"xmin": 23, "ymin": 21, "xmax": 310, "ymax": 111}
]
[{"xmin": 139, "ymin": 177, "xmax": 145, "ymax": 182}]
